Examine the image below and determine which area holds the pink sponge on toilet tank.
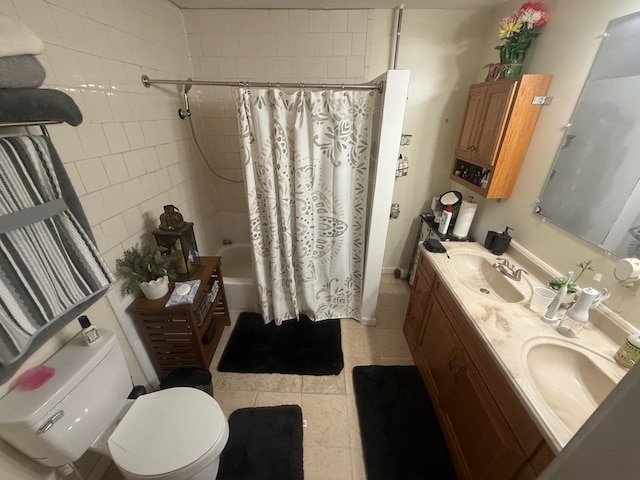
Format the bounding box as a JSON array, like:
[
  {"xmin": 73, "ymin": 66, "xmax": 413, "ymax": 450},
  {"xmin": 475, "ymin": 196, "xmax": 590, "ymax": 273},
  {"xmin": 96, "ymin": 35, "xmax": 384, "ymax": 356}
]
[{"xmin": 15, "ymin": 365, "xmax": 55, "ymax": 390}]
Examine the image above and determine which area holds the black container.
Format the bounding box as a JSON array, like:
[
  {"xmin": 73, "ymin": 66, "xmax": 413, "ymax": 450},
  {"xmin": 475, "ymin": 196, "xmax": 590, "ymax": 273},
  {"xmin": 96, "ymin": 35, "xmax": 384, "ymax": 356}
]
[
  {"xmin": 489, "ymin": 226, "xmax": 512, "ymax": 255},
  {"xmin": 159, "ymin": 367, "xmax": 213, "ymax": 397},
  {"xmin": 484, "ymin": 231, "xmax": 498, "ymax": 250}
]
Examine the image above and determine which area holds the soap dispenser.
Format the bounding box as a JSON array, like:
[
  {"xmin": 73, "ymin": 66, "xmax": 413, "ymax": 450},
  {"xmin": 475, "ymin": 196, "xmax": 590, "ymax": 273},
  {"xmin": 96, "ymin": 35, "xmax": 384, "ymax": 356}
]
[
  {"xmin": 556, "ymin": 287, "xmax": 599, "ymax": 338},
  {"xmin": 490, "ymin": 226, "xmax": 512, "ymax": 255}
]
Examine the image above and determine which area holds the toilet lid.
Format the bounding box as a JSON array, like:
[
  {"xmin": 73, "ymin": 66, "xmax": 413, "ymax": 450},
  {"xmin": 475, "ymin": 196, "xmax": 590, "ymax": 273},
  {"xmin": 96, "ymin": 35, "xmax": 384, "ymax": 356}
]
[{"xmin": 108, "ymin": 388, "xmax": 227, "ymax": 477}]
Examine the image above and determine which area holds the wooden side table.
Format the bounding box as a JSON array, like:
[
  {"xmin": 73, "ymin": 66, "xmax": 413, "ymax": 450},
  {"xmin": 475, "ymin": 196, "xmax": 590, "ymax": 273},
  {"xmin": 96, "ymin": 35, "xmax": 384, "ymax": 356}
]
[{"xmin": 128, "ymin": 256, "xmax": 230, "ymax": 378}]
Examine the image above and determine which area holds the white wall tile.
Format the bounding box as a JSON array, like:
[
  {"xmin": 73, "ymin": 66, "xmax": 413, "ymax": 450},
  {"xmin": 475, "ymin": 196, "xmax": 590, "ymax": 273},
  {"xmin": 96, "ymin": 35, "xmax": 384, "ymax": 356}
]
[
  {"xmin": 327, "ymin": 56, "xmax": 346, "ymax": 78},
  {"xmin": 348, "ymin": 10, "xmax": 369, "ymax": 33},
  {"xmin": 352, "ymin": 32, "xmax": 367, "ymax": 56},
  {"xmin": 236, "ymin": 57, "xmax": 256, "ymax": 78},
  {"xmin": 108, "ymin": 28, "xmax": 134, "ymax": 63},
  {"xmin": 78, "ymin": 124, "xmax": 110, "ymax": 158},
  {"xmin": 104, "ymin": 123, "xmax": 130, "ymax": 154},
  {"xmin": 309, "ymin": 10, "xmax": 328, "ymax": 33},
  {"xmin": 46, "ymin": 45, "xmax": 84, "ymax": 84},
  {"xmin": 108, "ymin": 93, "xmax": 134, "ymax": 122},
  {"xmin": 142, "ymin": 147, "xmax": 161, "ymax": 173},
  {"xmin": 219, "ymin": 35, "xmax": 240, "ymax": 57},
  {"xmin": 85, "ymin": 19, "xmax": 114, "ymax": 58},
  {"xmin": 123, "ymin": 150, "xmax": 146, "ymax": 178},
  {"xmin": 199, "ymin": 57, "xmax": 220, "ymax": 78},
  {"xmin": 313, "ymin": 33, "xmax": 333, "ymax": 56},
  {"xmin": 289, "ymin": 10, "xmax": 308, "ymax": 33},
  {"xmin": 99, "ymin": 214, "xmax": 128, "ymax": 249},
  {"xmin": 248, "ymin": 10, "xmax": 270, "ymax": 34},
  {"xmin": 81, "ymin": 190, "xmax": 110, "ymax": 226},
  {"xmin": 49, "ymin": 125, "xmax": 85, "ymax": 162},
  {"xmin": 102, "ymin": 184, "xmax": 128, "ymax": 218},
  {"xmin": 333, "ymin": 33, "xmax": 352, "ymax": 56},
  {"xmin": 218, "ymin": 57, "xmax": 237, "ymax": 79},
  {"xmin": 269, "ymin": 10, "xmax": 289, "ymax": 33},
  {"xmin": 81, "ymin": 90, "xmax": 114, "ymax": 123},
  {"xmin": 238, "ymin": 35, "xmax": 258, "ymax": 57},
  {"xmin": 140, "ymin": 173, "xmax": 160, "ymax": 199},
  {"xmin": 256, "ymin": 34, "xmax": 276, "ymax": 57},
  {"xmin": 345, "ymin": 56, "xmax": 365, "ymax": 78},
  {"xmin": 272, "ymin": 57, "xmax": 292, "ymax": 78},
  {"xmin": 123, "ymin": 122, "xmax": 146, "ymax": 150},
  {"xmin": 122, "ymin": 205, "xmax": 144, "ymax": 236},
  {"xmin": 122, "ymin": 178, "xmax": 145, "ymax": 209},
  {"xmin": 76, "ymin": 157, "xmax": 110, "ymax": 192},
  {"xmin": 102, "ymin": 153, "xmax": 128, "ymax": 185},
  {"xmin": 276, "ymin": 34, "xmax": 295, "ymax": 57},
  {"xmin": 201, "ymin": 34, "xmax": 222, "ymax": 57},
  {"xmin": 328, "ymin": 11, "xmax": 348, "ymax": 33},
  {"xmin": 294, "ymin": 33, "xmax": 313, "ymax": 57},
  {"xmin": 52, "ymin": 6, "xmax": 90, "ymax": 52}
]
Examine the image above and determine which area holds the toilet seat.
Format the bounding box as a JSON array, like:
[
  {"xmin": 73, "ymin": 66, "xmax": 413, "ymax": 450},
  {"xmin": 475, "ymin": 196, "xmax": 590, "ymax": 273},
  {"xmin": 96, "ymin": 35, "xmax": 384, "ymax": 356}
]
[{"xmin": 108, "ymin": 388, "xmax": 228, "ymax": 479}]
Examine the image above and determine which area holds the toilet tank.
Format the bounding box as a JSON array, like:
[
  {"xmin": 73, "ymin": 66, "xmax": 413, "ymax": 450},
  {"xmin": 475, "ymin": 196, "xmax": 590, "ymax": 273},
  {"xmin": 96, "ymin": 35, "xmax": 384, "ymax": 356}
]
[{"xmin": 0, "ymin": 329, "xmax": 133, "ymax": 467}]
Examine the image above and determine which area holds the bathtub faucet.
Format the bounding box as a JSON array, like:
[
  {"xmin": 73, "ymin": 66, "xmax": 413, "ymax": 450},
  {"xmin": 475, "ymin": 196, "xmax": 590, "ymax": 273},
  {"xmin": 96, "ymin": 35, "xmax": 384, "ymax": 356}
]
[{"xmin": 222, "ymin": 239, "xmax": 233, "ymax": 245}]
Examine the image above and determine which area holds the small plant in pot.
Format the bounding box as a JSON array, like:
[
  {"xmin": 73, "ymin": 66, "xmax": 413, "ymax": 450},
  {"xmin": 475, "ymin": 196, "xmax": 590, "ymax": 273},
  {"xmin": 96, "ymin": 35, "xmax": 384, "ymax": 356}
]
[
  {"xmin": 115, "ymin": 243, "xmax": 176, "ymax": 300},
  {"xmin": 548, "ymin": 260, "xmax": 594, "ymax": 304}
]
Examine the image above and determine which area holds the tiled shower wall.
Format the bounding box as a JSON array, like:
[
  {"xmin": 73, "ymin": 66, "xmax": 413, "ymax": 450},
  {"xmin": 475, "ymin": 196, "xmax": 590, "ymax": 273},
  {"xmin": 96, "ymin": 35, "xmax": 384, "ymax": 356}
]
[
  {"xmin": 182, "ymin": 9, "xmax": 376, "ymax": 231},
  {"xmin": 0, "ymin": 0, "xmax": 222, "ymax": 267},
  {"xmin": 0, "ymin": 0, "xmax": 220, "ymax": 393}
]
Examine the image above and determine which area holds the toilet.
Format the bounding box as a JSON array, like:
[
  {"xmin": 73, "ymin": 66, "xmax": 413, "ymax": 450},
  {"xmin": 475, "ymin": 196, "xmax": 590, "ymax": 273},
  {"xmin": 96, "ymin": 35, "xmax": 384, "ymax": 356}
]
[{"xmin": 0, "ymin": 329, "xmax": 229, "ymax": 480}]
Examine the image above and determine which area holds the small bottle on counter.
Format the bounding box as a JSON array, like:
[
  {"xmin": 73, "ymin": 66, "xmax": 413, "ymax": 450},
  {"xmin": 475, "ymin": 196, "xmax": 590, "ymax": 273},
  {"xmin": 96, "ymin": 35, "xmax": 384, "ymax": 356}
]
[
  {"xmin": 614, "ymin": 334, "xmax": 640, "ymax": 368},
  {"xmin": 438, "ymin": 204, "xmax": 452, "ymax": 234},
  {"xmin": 78, "ymin": 315, "xmax": 101, "ymax": 345}
]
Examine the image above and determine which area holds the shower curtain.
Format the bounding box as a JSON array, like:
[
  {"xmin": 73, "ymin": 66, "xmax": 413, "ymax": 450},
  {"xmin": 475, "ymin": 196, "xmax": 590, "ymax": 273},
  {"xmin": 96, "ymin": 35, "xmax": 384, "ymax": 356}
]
[{"xmin": 236, "ymin": 87, "xmax": 376, "ymax": 325}]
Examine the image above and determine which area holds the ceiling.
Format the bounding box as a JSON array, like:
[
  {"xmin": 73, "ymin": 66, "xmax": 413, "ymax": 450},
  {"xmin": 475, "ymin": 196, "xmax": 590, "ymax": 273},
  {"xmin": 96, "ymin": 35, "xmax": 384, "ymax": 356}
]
[{"xmin": 170, "ymin": 0, "xmax": 505, "ymax": 9}]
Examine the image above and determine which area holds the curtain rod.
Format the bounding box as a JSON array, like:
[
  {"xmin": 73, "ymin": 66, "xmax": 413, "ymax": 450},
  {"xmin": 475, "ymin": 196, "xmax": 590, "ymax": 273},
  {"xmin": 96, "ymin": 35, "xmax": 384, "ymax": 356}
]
[{"xmin": 141, "ymin": 75, "xmax": 383, "ymax": 93}]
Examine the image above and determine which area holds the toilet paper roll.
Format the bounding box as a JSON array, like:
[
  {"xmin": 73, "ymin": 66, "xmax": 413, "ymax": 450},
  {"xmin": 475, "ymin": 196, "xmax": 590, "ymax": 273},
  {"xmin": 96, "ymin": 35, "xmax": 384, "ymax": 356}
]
[{"xmin": 452, "ymin": 200, "xmax": 478, "ymax": 238}]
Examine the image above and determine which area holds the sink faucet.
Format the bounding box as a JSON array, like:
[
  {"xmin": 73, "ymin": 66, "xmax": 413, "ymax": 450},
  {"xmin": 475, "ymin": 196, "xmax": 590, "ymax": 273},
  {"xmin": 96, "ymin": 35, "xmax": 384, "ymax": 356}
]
[{"xmin": 493, "ymin": 258, "xmax": 528, "ymax": 281}]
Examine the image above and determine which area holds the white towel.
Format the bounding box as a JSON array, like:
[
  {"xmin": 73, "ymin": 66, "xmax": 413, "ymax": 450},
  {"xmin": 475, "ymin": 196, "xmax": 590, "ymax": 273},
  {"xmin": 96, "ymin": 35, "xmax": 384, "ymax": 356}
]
[{"xmin": 0, "ymin": 15, "xmax": 44, "ymax": 56}]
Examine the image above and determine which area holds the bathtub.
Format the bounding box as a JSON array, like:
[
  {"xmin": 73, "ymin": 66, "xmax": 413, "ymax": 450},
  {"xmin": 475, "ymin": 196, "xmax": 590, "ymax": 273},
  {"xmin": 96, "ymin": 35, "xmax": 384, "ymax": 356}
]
[{"xmin": 216, "ymin": 243, "xmax": 257, "ymax": 312}]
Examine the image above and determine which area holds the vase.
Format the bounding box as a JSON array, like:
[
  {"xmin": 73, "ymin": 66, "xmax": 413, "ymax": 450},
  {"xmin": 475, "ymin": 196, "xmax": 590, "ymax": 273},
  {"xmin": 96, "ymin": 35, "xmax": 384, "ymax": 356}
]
[
  {"xmin": 499, "ymin": 63, "xmax": 523, "ymax": 79},
  {"xmin": 139, "ymin": 275, "xmax": 169, "ymax": 300}
]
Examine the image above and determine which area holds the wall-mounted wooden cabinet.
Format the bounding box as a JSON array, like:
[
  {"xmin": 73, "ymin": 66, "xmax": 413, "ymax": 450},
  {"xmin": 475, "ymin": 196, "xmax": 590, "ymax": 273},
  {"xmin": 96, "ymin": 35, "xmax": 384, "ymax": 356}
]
[{"xmin": 451, "ymin": 74, "xmax": 552, "ymax": 199}]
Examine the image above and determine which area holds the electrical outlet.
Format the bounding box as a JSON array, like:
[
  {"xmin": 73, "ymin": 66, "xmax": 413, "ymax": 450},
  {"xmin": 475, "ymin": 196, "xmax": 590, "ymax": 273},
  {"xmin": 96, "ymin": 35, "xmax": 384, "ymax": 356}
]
[{"xmin": 532, "ymin": 96, "xmax": 548, "ymax": 105}]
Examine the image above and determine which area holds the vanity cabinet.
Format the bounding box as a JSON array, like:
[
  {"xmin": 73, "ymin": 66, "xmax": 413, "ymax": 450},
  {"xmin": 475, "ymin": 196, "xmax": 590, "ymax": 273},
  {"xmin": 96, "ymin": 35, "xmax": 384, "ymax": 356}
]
[
  {"xmin": 451, "ymin": 74, "xmax": 552, "ymax": 199},
  {"xmin": 129, "ymin": 256, "xmax": 230, "ymax": 378},
  {"xmin": 404, "ymin": 254, "xmax": 436, "ymax": 353},
  {"xmin": 405, "ymin": 252, "xmax": 555, "ymax": 479}
]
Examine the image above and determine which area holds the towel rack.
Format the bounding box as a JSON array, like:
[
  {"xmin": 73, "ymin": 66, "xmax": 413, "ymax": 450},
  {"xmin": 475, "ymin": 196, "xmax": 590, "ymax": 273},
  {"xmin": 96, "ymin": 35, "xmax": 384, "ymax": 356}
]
[{"xmin": 0, "ymin": 120, "xmax": 59, "ymax": 137}]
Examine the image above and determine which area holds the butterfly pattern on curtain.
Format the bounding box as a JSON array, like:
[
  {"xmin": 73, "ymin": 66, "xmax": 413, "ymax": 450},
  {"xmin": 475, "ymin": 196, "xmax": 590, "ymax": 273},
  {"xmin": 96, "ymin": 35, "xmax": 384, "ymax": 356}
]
[{"xmin": 237, "ymin": 87, "xmax": 376, "ymax": 325}]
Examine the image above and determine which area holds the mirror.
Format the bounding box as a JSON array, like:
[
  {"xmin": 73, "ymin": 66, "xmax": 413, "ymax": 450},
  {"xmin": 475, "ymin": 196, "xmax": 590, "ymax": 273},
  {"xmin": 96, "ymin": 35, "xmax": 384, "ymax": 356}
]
[{"xmin": 536, "ymin": 11, "xmax": 640, "ymax": 259}]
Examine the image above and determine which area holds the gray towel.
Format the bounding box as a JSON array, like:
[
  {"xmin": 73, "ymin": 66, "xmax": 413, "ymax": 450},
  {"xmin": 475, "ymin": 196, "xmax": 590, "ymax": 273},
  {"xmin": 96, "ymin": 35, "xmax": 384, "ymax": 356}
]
[
  {"xmin": 0, "ymin": 88, "xmax": 82, "ymax": 126},
  {"xmin": 0, "ymin": 55, "xmax": 46, "ymax": 88}
]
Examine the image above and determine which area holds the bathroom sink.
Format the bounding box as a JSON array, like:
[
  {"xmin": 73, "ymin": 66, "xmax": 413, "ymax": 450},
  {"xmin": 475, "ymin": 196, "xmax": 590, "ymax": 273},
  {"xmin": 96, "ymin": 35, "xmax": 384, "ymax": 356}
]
[
  {"xmin": 522, "ymin": 337, "xmax": 624, "ymax": 433},
  {"xmin": 447, "ymin": 252, "xmax": 528, "ymax": 303}
]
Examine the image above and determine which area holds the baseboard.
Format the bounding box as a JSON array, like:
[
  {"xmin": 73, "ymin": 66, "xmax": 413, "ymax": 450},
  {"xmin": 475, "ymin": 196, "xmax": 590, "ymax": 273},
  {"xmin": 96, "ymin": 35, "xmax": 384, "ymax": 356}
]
[{"xmin": 358, "ymin": 316, "xmax": 377, "ymax": 327}]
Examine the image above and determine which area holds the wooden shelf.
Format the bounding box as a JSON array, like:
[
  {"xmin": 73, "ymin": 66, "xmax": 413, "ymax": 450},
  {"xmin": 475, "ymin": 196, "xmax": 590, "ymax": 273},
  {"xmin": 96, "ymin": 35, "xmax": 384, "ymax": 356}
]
[{"xmin": 128, "ymin": 256, "xmax": 231, "ymax": 378}]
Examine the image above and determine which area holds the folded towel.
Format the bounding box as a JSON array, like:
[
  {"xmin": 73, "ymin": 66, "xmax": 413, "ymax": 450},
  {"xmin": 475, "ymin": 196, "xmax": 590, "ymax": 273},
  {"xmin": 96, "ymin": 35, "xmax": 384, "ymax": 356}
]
[
  {"xmin": 0, "ymin": 55, "xmax": 46, "ymax": 88},
  {"xmin": 0, "ymin": 15, "xmax": 44, "ymax": 57},
  {"xmin": 0, "ymin": 88, "xmax": 82, "ymax": 126}
]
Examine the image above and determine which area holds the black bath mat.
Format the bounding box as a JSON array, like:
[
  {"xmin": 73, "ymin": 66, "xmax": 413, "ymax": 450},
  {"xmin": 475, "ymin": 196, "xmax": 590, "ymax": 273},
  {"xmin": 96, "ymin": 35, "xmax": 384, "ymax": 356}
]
[
  {"xmin": 217, "ymin": 312, "xmax": 343, "ymax": 375},
  {"xmin": 353, "ymin": 365, "xmax": 457, "ymax": 480},
  {"xmin": 218, "ymin": 405, "xmax": 303, "ymax": 480}
]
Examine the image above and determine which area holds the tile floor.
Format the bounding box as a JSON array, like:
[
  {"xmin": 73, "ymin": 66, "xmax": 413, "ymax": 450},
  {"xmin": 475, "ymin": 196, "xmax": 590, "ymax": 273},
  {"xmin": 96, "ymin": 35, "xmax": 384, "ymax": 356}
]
[{"xmin": 102, "ymin": 273, "xmax": 413, "ymax": 480}]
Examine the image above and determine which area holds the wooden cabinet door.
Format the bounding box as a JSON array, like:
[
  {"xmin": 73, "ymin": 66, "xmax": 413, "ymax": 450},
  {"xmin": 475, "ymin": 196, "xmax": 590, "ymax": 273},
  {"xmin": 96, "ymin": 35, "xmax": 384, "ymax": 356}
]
[
  {"xmin": 403, "ymin": 266, "xmax": 432, "ymax": 352},
  {"xmin": 442, "ymin": 360, "xmax": 526, "ymax": 480},
  {"xmin": 454, "ymin": 85, "xmax": 486, "ymax": 161},
  {"xmin": 418, "ymin": 297, "xmax": 459, "ymax": 406},
  {"xmin": 473, "ymin": 81, "xmax": 518, "ymax": 167}
]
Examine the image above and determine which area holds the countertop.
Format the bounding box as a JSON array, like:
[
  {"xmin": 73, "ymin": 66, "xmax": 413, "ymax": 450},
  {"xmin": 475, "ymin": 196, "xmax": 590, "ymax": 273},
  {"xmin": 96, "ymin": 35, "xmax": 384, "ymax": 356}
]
[{"xmin": 419, "ymin": 241, "xmax": 631, "ymax": 453}]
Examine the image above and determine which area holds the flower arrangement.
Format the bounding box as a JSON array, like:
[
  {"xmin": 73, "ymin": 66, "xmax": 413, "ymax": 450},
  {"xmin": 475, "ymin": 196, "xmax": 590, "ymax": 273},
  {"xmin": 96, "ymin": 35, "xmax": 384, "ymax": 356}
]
[{"xmin": 494, "ymin": 2, "xmax": 547, "ymax": 78}]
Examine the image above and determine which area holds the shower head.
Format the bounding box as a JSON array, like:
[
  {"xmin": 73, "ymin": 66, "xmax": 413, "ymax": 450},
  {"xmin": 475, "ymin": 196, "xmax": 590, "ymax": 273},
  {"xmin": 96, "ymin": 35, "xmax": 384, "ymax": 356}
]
[{"xmin": 184, "ymin": 78, "xmax": 193, "ymax": 95}]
